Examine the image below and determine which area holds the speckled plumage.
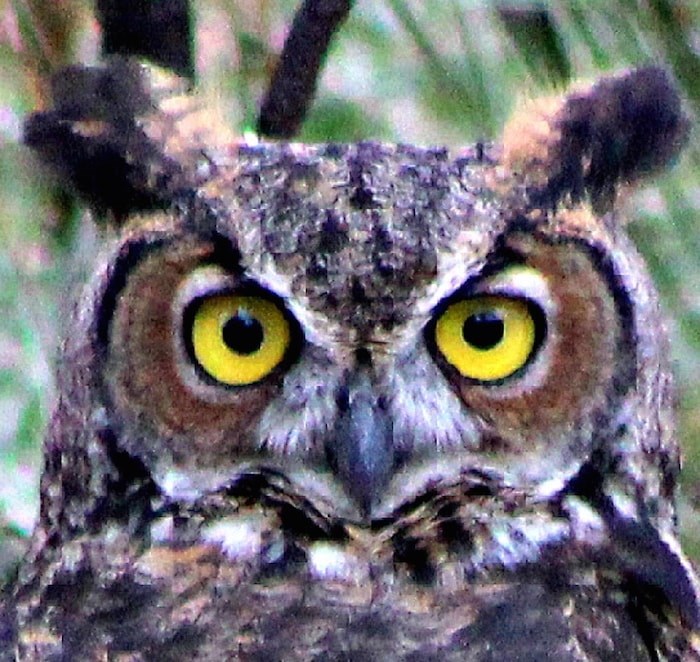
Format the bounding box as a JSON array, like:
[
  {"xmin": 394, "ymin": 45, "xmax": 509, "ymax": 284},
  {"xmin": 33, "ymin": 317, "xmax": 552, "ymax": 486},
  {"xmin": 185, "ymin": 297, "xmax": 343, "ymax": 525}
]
[{"xmin": 3, "ymin": 57, "xmax": 699, "ymax": 661}]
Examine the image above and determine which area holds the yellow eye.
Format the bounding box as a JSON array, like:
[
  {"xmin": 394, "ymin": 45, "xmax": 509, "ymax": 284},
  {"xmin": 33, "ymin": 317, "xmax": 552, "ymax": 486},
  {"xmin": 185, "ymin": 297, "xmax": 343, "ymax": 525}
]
[
  {"xmin": 434, "ymin": 296, "xmax": 537, "ymax": 382},
  {"xmin": 190, "ymin": 294, "xmax": 291, "ymax": 386}
]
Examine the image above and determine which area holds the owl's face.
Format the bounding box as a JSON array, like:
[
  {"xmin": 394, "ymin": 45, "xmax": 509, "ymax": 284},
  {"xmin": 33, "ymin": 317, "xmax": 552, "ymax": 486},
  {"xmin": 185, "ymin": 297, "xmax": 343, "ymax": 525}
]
[
  {"xmin": 13, "ymin": 43, "xmax": 698, "ymax": 656},
  {"xmin": 84, "ymin": 141, "xmax": 666, "ymax": 528}
]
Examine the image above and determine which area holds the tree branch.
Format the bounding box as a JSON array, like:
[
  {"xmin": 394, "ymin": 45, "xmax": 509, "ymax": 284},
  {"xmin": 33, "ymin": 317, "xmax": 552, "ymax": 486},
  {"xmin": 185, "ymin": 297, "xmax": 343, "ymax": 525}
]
[
  {"xmin": 257, "ymin": 0, "xmax": 353, "ymax": 139},
  {"xmin": 96, "ymin": 0, "xmax": 194, "ymax": 80}
]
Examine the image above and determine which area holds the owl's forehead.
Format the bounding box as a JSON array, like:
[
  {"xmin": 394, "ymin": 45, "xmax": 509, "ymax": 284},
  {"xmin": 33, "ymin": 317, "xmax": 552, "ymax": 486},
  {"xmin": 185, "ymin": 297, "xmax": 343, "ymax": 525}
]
[{"xmin": 207, "ymin": 142, "xmax": 506, "ymax": 337}]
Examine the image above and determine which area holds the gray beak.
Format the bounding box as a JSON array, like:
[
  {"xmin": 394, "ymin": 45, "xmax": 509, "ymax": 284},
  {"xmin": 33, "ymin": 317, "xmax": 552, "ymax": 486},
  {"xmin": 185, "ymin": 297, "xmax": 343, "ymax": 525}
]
[{"xmin": 327, "ymin": 368, "xmax": 395, "ymax": 517}]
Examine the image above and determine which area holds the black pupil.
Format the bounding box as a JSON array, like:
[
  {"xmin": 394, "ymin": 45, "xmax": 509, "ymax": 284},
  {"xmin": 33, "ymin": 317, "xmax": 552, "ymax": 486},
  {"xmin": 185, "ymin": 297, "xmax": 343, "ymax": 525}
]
[
  {"xmin": 222, "ymin": 310, "xmax": 264, "ymax": 355},
  {"xmin": 462, "ymin": 311, "xmax": 505, "ymax": 350}
]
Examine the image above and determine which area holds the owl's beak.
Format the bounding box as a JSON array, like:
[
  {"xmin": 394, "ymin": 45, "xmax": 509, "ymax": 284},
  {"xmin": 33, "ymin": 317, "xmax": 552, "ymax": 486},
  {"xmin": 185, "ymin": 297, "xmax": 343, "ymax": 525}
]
[{"xmin": 327, "ymin": 367, "xmax": 395, "ymax": 518}]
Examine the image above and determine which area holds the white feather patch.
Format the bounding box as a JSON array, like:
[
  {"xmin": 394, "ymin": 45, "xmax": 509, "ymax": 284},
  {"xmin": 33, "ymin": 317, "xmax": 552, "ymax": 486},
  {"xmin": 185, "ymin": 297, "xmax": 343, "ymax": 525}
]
[
  {"xmin": 307, "ymin": 542, "xmax": 368, "ymax": 584},
  {"xmin": 201, "ymin": 517, "xmax": 263, "ymax": 562}
]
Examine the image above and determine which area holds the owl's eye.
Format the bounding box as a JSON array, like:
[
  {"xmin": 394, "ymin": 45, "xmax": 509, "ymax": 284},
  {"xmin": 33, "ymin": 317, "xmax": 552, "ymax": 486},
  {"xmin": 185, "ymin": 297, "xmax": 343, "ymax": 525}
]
[
  {"xmin": 434, "ymin": 296, "xmax": 539, "ymax": 382},
  {"xmin": 188, "ymin": 294, "xmax": 291, "ymax": 386}
]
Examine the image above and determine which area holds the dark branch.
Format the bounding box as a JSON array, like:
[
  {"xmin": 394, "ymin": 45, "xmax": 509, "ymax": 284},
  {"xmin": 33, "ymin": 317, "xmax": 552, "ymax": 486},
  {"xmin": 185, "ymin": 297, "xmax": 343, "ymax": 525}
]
[
  {"xmin": 497, "ymin": 7, "xmax": 570, "ymax": 86},
  {"xmin": 96, "ymin": 0, "xmax": 194, "ymax": 80},
  {"xmin": 257, "ymin": 0, "xmax": 354, "ymax": 139}
]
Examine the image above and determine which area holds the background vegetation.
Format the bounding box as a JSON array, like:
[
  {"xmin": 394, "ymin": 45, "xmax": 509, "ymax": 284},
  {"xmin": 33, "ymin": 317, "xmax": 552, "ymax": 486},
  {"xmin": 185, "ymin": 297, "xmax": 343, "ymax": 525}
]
[{"xmin": 0, "ymin": 0, "xmax": 698, "ymax": 573}]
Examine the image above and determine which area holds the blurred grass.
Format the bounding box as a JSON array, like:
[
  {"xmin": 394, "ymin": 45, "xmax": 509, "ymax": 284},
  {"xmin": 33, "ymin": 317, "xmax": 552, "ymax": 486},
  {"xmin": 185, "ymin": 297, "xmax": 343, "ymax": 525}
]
[{"xmin": 0, "ymin": 0, "xmax": 698, "ymax": 570}]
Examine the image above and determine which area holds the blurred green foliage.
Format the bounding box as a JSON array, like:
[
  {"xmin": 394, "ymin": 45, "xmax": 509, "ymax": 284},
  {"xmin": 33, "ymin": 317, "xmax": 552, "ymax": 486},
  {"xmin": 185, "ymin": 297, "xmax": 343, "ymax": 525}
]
[{"xmin": 0, "ymin": 0, "xmax": 698, "ymax": 570}]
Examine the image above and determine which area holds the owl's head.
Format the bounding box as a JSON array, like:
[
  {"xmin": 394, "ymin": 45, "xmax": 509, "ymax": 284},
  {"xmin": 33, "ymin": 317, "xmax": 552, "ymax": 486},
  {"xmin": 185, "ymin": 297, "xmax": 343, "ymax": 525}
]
[{"xmin": 29, "ymin": 63, "xmax": 687, "ymax": 531}]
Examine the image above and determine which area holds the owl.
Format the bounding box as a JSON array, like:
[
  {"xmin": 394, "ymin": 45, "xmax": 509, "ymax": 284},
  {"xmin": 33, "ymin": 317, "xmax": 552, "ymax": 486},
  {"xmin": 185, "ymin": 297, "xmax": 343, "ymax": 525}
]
[{"xmin": 1, "ymin": 3, "xmax": 699, "ymax": 660}]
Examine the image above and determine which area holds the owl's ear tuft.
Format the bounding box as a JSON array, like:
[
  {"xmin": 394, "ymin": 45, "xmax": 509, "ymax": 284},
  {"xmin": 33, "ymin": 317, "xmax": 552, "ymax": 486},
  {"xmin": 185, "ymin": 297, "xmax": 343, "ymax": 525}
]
[
  {"xmin": 24, "ymin": 60, "xmax": 165, "ymax": 221},
  {"xmin": 24, "ymin": 58, "xmax": 233, "ymax": 225},
  {"xmin": 502, "ymin": 66, "xmax": 690, "ymax": 212}
]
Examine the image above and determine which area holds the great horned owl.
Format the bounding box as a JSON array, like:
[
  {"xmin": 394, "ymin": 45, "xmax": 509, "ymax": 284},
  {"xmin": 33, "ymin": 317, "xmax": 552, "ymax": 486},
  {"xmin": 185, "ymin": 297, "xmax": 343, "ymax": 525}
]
[{"xmin": 1, "ymin": 3, "xmax": 699, "ymax": 661}]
